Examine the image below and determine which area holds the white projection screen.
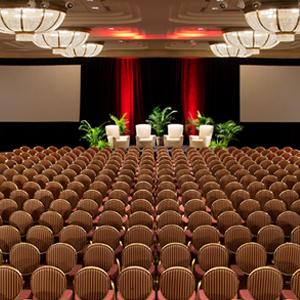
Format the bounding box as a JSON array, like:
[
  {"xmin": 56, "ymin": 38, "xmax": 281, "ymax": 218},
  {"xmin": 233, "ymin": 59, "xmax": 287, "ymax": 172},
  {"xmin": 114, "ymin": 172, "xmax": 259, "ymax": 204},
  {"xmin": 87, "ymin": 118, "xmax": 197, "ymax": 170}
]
[
  {"xmin": 240, "ymin": 65, "xmax": 300, "ymax": 122},
  {"xmin": 0, "ymin": 65, "xmax": 81, "ymax": 122}
]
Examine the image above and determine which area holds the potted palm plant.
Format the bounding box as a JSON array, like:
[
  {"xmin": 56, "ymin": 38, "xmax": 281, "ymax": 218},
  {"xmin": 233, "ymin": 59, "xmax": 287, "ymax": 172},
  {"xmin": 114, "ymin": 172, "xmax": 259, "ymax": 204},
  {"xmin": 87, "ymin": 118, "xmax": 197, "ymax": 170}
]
[
  {"xmin": 146, "ymin": 106, "xmax": 178, "ymax": 146},
  {"xmin": 185, "ymin": 111, "xmax": 214, "ymax": 135},
  {"xmin": 211, "ymin": 120, "xmax": 244, "ymax": 149},
  {"xmin": 78, "ymin": 120, "xmax": 110, "ymax": 149},
  {"xmin": 109, "ymin": 113, "xmax": 130, "ymax": 135}
]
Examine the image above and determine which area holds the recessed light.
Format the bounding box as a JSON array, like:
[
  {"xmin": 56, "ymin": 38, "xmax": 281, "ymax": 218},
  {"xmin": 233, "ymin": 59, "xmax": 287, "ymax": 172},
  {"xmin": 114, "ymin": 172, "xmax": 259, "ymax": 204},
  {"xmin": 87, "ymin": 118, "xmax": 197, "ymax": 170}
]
[
  {"xmin": 109, "ymin": 28, "xmax": 114, "ymax": 30},
  {"xmin": 212, "ymin": 7, "xmax": 219, "ymax": 10},
  {"xmin": 92, "ymin": 6, "xmax": 99, "ymax": 10}
]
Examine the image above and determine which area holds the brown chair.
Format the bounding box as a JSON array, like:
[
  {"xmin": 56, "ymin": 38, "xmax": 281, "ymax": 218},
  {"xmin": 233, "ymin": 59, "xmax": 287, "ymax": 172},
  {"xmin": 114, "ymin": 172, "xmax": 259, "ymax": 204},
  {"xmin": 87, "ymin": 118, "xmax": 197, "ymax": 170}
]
[
  {"xmin": 104, "ymin": 199, "xmax": 126, "ymax": 217},
  {"xmin": 59, "ymin": 225, "xmax": 87, "ymax": 253},
  {"xmin": 26, "ymin": 225, "xmax": 53, "ymax": 254},
  {"xmin": 291, "ymin": 225, "xmax": 300, "ymax": 245},
  {"xmin": 12, "ymin": 174, "xmax": 28, "ymax": 189},
  {"xmin": 157, "ymin": 242, "xmax": 190, "ymax": 276},
  {"xmin": 255, "ymin": 189, "xmax": 275, "ymax": 208},
  {"xmin": 263, "ymin": 199, "xmax": 286, "ymax": 222},
  {"xmin": 239, "ymin": 267, "xmax": 283, "ymax": 300},
  {"xmin": 0, "ymin": 199, "xmax": 18, "ymax": 222},
  {"xmin": 158, "ymin": 224, "xmax": 186, "ymax": 250},
  {"xmin": 9, "ymin": 242, "xmax": 40, "ymax": 276},
  {"xmin": 46, "ymin": 243, "xmax": 78, "ymax": 275},
  {"xmin": 118, "ymin": 266, "xmax": 155, "ymax": 300},
  {"xmin": 34, "ymin": 189, "xmax": 54, "ymax": 210},
  {"xmin": 230, "ymin": 189, "xmax": 251, "ymax": 210},
  {"xmin": 187, "ymin": 211, "xmax": 212, "ymax": 234},
  {"xmin": 157, "ymin": 210, "xmax": 182, "ymax": 229},
  {"xmin": 74, "ymin": 266, "xmax": 115, "ymax": 300},
  {"xmin": 0, "ymin": 181, "xmax": 18, "ymax": 198},
  {"xmin": 39, "ymin": 211, "xmax": 64, "ymax": 236},
  {"xmin": 46, "ymin": 181, "xmax": 64, "ymax": 200},
  {"xmin": 0, "ymin": 265, "xmax": 31, "ymax": 300},
  {"xmin": 84, "ymin": 243, "xmax": 119, "ymax": 281},
  {"xmin": 82, "ymin": 189, "xmax": 103, "ymax": 208},
  {"xmin": 131, "ymin": 199, "xmax": 154, "ymax": 215},
  {"xmin": 23, "ymin": 199, "xmax": 45, "ymax": 222},
  {"xmin": 224, "ymin": 225, "xmax": 253, "ymax": 253},
  {"xmin": 206, "ymin": 189, "xmax": 227, "ymax": 209},
  {"xmin": 77, "ymin": 199, "xmax": 99, "ymax": 220},
  {"xmin": 189, "ymin": 225, "xmax": 220, "ymax": 256},
  {"xmin": 238, "ymin": 199, "xmax": 261, "ymax": 221},
  {"xmin": 10, "ymin": 189, "xmax": 29, "ymax": 209},
  {"xmin": 98, "ymin": 211, "xmax": 124, "ymax": 233},
  {"xmin": 279, "ymin": 189, "xmax": 299, "ymax": 209},
  {"xmin": 128, "ymin": 211, "xmax": 153, "ymax": 229},
  {"xmin": 247, "ymin": 181, "xmax": 266, "ymax": 199},
  {"xmin": 211, "ymin": 199, "xmax": 233, "ymax": 220},
  {"xmin": 193, "ymin": 243, "xmax": 229, "ymax": 282},
  {"xmin": 158, "ymin": 267, "xmax": 196, "ymax": 300},
  {"xmin": 234, "ymin": 242, "xmax": 267, "ymax": 276},
  {"xmin": 246, "ymin": 211, "xmax": 272, "ymax": 236},
  {"xmin": 257, "ymin": 224, "xmax": 285, "ymax": 254},
  {"xmin": 198, "ymin": 267, "xmax": 239, "ymax": 300},
  {"xmin": 0, "ymin": 225, "xmax": 21, "ymax": 254},
  {"xmin": 49, "ymin": 199, "xmax": 72, "ymax": 220},
  {"xmin": 281, "ymin": 268, "xmax": 300, "ymax": 300},
  {"xmin": 122, "ymin": 243, "xmax": 154, "ymax": 274},
  {"xmin": 157, "ymin": 189, "xmax": 177, "ymax": 204},
  {"xmin": 68, "ymin": 210, "xmax": 93, "ymax": 234},
  {"xmin": 217, "ymin": 211, "xmax": 242, "ymax": 235},
  {"xmin": 31, "ymin": 265, "xmax": 73, "ymax": 300},
  {"xmin": 125, "ymin": 225, "xmax": 154, "ymax": 248},
  {"xmin": 59, "ymin": 189, "xmax": 80, "ymax": 209},
  {"xmin": 9, "ymin": 210, "xmax": 33, "ymax": 236},
  {"xmin": 276, "ymin": 211, "xmax": 300, "ymax": 237},
  {"xmin": 67, "ymin": 181, "xmax": 86, "ymax": 199}
]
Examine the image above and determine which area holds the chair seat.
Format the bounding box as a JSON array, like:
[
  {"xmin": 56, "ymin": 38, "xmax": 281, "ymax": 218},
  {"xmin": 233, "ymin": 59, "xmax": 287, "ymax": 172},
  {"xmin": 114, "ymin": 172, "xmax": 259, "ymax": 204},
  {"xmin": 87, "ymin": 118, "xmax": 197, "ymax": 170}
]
[
  {"xmin": 75, "ymin": 290, "xmax": 115, "ymax": 300},
  {"xmin": 281, "ymin": 290, "xmax": 297, "ymax": 299},
  {"xmin": 239, "ymin": 289, "xmax": 279, "ymax": 300},
  {"xmin": 117, "ymin": 290, "xmax": 156, "ymax": 300},
  {"xmin": 157, "ymin": 290, "xmax": 196, "ymax": 300},
  {"xmin": 33, "ymin": 290, "xmax": 73, "ymax": 300},
  {"xmin": 189, "ymin": 135, "xmax": 204, "ymax": 141},
  {"xmin": 199, "ymin": 290, "xmax": 238, "ymax": 300},
  {"xmin": 139, "ymin": 136, "xmax": 155, "ymax": 141},
  {"xmin": 17, "ymin": 289, "xmax": 32, "ymax": 300}
]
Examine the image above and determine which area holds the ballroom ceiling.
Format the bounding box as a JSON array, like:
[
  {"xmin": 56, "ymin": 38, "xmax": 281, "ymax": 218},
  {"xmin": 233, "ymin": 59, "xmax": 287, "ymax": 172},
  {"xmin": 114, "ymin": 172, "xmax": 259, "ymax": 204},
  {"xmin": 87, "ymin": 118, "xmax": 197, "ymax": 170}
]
[{"xmin": 1, "ymin": 0, "xmax": 300, "ymax": 58}]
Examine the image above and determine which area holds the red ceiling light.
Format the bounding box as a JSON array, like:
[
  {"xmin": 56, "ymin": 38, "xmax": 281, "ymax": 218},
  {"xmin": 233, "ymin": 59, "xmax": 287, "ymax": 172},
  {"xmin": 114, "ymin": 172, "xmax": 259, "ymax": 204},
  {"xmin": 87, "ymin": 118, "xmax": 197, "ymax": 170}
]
[{"xmin": 168, "ymin": 28, "xmax": 222, "ymax": 39}]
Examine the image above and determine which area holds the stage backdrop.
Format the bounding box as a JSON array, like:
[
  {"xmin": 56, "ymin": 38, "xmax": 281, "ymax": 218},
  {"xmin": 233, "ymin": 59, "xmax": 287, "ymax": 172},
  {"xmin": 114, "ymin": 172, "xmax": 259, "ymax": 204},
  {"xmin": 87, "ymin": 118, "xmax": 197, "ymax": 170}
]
[{"xmin": 0, "ymin": 57, "xmax": 300, "ymax": 151}]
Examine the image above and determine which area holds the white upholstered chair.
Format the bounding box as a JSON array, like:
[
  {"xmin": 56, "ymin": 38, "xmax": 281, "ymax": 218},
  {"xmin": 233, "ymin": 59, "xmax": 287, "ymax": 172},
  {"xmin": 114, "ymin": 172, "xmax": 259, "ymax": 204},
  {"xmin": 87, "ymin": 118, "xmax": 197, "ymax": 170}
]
[
  {"xmin": 164, "ymin": 124, "xmax": 184, "ymax": 148},
  {"xmin": 135, "ymin": 124, "xmax": 156, "ymax": 148},
  {"xmin": 105, "ymin": 125, "xmax": 130, "ymax": 149},
  {"xmin": 189, "ymin": 125, "xmax": 214, "ymax": 149}
]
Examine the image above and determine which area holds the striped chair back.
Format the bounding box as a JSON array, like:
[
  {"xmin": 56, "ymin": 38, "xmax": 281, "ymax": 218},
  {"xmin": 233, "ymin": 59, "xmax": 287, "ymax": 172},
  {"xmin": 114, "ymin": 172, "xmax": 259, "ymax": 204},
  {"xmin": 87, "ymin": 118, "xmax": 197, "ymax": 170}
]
[
  {"xmin": 118, "ymin": 266, "xmax": 153, "ymax": 300},
  {"xmin": 160, "ymin": 243, "xmax": 190, "ymax": 270},
  {"xmin": 59, "ymin": 225, "xmax": 87, "ymax": 253},
  {"xmin": 224, "ymin": 225, "xmax": 253, "ymax": 253},
  {"xmin": 0, "ymin": 266, "xmax": 23, "ymax": 300},
  {"xmin": 31, "ymin": 266, "xmax": 67, "ymax": 300},
  {"xmin": 158, "ymin": 225, "xmax": 186, "ymax": 248},
  {"xmin": 125, "ymin": 225, "xmax": 154, "ymax": 247},
  {"xmin": 26, "ymin": 225, "xmax": 53, "ymax": 254},
  {"xmin": 201, "ymin": 267, "xmax": 239, "ymax": 300},
  {"xmin": 257, "ymin": 225, "xmax": 285, "ymax": 254},
  {"xmin": 159, "ymin": 267, "xmax": 195, "ymax": 300},
  {"xmin": 192, "ymin": 225, "xmax": 220, "ymax": 251},
  {"xmin": 247, "ymin": 266, "xmax": 283, "ymax": 300},
  {"xmin": 93, "ymin": 225, "xmax": 121, "ymax": 250},
  {"xmin": 74, "ymin": 266, "xmax": 113, "ymax": 300}
]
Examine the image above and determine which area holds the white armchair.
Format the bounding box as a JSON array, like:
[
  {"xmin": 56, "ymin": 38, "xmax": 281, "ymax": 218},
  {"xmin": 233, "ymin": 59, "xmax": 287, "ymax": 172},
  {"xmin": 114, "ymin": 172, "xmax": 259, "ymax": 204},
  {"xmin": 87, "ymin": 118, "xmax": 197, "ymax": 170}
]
[
  {"xmin": 164, "ymin": 124, "xmax": 184, "ymax": 148},
  {"xmin": 105, "ymin": 125, "xmax": 130, "ymax": 149},
  {"xmin": 135, "ymin": 124, "xmax": 156, "ymax": 148},
  {"xmin": 189, "ymin": 125, "xmax": 214, "ymax": 149}
]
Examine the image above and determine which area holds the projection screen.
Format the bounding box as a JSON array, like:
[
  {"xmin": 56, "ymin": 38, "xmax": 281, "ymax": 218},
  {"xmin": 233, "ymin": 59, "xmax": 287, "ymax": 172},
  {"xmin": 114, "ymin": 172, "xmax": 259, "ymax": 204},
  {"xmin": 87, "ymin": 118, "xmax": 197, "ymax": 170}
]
[
  {"xmin": 0, "ymin": 65, "xmax": 81, "ymax": 122},
  {"xmin": 240, "ymin": 65, "xmax": 300, "ymax": 122}
]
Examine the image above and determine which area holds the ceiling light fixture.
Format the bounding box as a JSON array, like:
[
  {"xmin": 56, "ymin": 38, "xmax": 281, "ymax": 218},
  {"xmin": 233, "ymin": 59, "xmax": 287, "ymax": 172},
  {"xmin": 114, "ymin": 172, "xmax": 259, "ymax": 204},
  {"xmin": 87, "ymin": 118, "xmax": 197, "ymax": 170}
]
[
  {"xmin": 0, "ymin": 0, "xmax": 67, "ymax": 41},
  {"xmin": 244, "ymin": 0, "xmax": 300, "ymax": 41},
  {"xmin": 33, "ymin": 28, "xmax": 90, "ymax": 54},
  {"xmin": 61, "ymin": 43, "xmax": 104, "ymax": 57},
  {"xmin": 210, "ymin": 43, "xmax": 251, "ymax": 58},
  {"xmin": 223, "ymin": 28, "xmax": 279, "ymax": 55}
]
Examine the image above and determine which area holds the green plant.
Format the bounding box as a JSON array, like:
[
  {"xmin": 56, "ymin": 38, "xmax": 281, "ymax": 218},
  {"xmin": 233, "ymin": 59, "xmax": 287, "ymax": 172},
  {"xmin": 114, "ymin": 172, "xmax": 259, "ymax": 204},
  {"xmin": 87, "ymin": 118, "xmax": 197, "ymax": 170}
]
[
  {"xmin": 146, "ymin": 106, "xmax": 178, "ymax": 137},
  {"xmin": 213, "ymin": 120, "xmax": 244, "ymax": 148},
  {"xmin": 109, "ymin": 113, "xmax": 130, "ymax": 135},
  {"xmin": 78, "ymin": 120, "xmax": 110, "ymax": 149},
  {"xmin": 209, "ymin": 139, "xmax": 228, "ymax": 150},
  {"xmin": 185, "ymin": 111, "xmax": 214, "ymax": 135}
]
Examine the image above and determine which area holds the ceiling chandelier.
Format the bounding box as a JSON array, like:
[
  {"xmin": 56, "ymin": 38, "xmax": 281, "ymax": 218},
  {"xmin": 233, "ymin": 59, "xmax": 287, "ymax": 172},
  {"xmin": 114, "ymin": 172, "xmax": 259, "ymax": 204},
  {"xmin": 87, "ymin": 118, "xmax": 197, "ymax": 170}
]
[
  {"xmin": 33, "ymin": 28, "xmax": 90, "ymax": 54},
  {"xmin": 244, "ymin": 0, "xmax": 300, "ymax": 42},
  {"xmin": 61, "ymin": 43, "xmax": 104, "ymax": 58},
  {"xmin": 0, "ymin": 0, "xmax": 67, "ymax": 41},
  {"xmin": 223, "ymin": 28, "xmax": 279, "ymax": 55},
  {"xmin": 210, "ymin": 43, "xmax": 251, "ymax": 58}
]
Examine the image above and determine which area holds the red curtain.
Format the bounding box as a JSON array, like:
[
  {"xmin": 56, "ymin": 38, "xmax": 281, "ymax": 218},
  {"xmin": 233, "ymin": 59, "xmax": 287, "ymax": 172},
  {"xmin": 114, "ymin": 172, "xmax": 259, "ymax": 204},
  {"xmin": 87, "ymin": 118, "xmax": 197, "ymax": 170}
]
[
  {"xmin": 114, "ymin": 58, "xmax": 143, "ymax": 141},
  {"xmin": 180, "ymin": 59, "xmax": 206, "ymax": 134}
]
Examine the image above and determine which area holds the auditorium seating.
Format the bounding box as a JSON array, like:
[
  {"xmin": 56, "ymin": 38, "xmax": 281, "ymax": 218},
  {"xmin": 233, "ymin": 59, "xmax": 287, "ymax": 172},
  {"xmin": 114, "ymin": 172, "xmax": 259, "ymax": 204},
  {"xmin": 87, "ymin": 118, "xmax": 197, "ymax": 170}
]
[{"xmin": 0, "ymin": 144, "xmax": 299, "ymax": 299}]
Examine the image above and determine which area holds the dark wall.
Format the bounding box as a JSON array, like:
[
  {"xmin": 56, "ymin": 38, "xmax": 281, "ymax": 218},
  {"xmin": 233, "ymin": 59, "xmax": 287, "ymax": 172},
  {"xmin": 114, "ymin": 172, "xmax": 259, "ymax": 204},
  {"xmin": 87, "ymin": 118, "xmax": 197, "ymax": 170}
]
[{"xmin": 0, "ymin": 57, "xmax": 300, "ymax": 152}]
